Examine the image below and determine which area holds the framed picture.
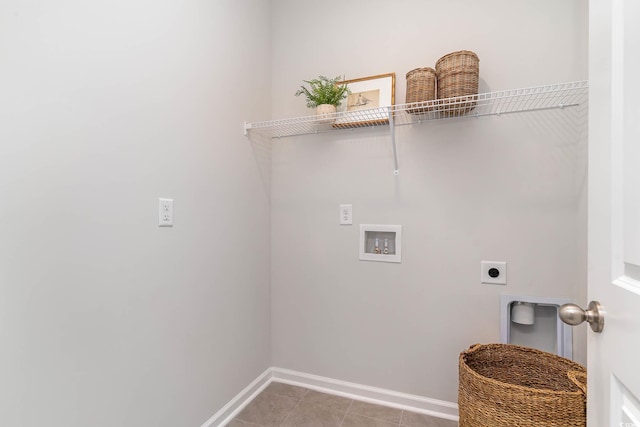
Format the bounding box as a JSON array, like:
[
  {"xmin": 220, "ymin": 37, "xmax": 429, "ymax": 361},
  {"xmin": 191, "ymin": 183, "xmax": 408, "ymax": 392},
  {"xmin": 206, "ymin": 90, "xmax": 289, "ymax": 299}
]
[{"xmin": 333, "ymin": 73, "xmax": 396, "ymax": 128}]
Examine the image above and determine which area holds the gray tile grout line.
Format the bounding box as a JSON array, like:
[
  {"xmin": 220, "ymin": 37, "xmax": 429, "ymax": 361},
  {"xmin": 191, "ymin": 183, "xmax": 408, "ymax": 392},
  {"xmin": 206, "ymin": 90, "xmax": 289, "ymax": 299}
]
[
  {"xmin": 302, "ymin": 388, "xmax": 409, "ymax": 427},
  {"xmin": 278, "ymin": 388, "xmax": 309, "ymax": 427},
  {"xmin": 302, "ymin": 389, "xmax": 356, "ymax": 426},
  {"xmin": 346, "ymin": 401, "xmax": 405, "ymax": 426},
  {"xmin": 337, "ymin": 399, "xmax": 354, "ymax": 427},
  {"xmin": 232, "ymin": 413, "xmax": 264, "ymax": 427}
]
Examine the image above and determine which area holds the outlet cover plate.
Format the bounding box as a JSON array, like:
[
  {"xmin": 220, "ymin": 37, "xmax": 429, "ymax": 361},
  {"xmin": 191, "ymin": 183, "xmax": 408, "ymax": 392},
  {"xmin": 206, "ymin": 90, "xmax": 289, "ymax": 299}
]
[
  {"xmin": 340, "ymin": 204, "xmax": 352, "ymax": 225},
  {"xmin": 159, "ymin": 198, "xmax": 173, "ymax": 227},
  {"xmin": 481, "ymin": 261, "xmax": 507, "ymax": 285}
]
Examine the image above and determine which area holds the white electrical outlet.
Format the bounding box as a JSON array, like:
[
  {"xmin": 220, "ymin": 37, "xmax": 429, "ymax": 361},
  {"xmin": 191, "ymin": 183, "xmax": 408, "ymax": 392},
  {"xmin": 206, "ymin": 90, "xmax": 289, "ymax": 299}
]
[
  {"xmin": 158, "ymin": 198, "xmax": 173, "ymax": 227},
  {"xmin": 481, "ymin": 261, "xmax": 507, "ymax": 285},
  {"xmin": 340, "ymin": 204, "xmax": 352, "ymax": 225}
]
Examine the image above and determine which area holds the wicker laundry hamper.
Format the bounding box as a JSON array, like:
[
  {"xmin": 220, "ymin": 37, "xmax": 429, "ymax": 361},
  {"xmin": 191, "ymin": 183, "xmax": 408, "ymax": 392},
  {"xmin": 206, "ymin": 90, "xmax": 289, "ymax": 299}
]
[
  {"xmin": 405, "ymin": 67, "xmax": 436, "ymax": 114},
  {"xmin": 458, "ymin": 343, "xmax": 586, "ymax": 427},
  {"xmin": 435, "ymin": 50, "xmax": 479, "ymax": 117}
]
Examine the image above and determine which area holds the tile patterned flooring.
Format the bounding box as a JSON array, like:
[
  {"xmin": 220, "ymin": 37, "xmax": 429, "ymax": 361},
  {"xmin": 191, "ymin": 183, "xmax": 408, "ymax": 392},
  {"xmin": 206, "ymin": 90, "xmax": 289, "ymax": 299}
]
[{"xmin": 228, "ymin": 382, "xmax": 458, "ymax": 427}]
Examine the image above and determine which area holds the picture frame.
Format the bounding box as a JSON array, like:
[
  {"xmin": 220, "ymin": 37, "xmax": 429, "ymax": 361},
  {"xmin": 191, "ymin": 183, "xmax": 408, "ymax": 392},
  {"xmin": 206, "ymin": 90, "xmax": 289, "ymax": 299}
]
[{"xmin": 333, "ymin": 73, "xmax": 396, "ymax": 128}]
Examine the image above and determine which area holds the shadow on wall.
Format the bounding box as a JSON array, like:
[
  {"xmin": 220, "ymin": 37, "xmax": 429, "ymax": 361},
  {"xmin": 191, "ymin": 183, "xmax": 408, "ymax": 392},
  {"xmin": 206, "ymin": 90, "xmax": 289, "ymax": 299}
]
[{"xmin": 248, "ymin": 132, "xmax": 272, "ymax": 198}]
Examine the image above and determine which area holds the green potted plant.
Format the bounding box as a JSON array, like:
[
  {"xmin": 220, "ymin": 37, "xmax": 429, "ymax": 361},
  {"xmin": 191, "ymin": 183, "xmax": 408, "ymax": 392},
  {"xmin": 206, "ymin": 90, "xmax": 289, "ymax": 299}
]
[{"xmin": 295, "ymin": 75, "xmax": 350, "ymax": 122}]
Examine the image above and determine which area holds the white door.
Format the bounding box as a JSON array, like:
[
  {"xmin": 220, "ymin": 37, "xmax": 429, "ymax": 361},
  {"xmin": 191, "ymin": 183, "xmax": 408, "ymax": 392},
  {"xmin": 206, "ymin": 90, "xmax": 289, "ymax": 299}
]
[{"xmin": 588, "ymin": 0, "xmax": 640, "ymax": 425}]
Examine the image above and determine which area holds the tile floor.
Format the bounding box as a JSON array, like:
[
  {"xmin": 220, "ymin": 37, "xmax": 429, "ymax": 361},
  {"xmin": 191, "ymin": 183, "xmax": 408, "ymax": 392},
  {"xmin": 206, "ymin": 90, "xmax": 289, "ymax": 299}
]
[{"xmin": 228, "ymin": 382, "xmax": 458, "ymax": 427}]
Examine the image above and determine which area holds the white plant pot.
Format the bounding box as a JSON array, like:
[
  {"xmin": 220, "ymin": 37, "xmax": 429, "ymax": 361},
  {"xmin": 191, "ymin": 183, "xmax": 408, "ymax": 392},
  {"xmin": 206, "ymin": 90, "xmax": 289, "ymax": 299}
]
[{"xmin": 316, "ymin": 104, "xmax": 337, "ymax": 124}]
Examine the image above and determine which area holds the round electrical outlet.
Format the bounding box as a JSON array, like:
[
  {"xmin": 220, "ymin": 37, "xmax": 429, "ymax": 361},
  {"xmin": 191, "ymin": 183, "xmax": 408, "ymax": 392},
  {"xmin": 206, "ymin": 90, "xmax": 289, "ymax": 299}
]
[{"xmin": 481, "ymin": 261, "xmax": 507, "ymax": 285}]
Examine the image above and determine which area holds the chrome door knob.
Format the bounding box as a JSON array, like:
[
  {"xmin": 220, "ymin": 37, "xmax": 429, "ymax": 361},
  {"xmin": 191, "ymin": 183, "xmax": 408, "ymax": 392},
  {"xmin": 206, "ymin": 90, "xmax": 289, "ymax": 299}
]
[{"xmin": 559, "ymin": 301, "xmax": 604, "ymax": 333}]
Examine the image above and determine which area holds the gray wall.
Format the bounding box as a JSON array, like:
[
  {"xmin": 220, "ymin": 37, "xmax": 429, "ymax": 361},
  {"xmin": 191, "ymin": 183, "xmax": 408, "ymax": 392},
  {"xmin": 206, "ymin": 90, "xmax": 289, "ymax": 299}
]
[
  {"xmin": 270, "ymin": 0, "xmax": 588, "ymax": 404},
  {"xmin": 0, "ymin": 1, "xmax": 271, "ymax": 426}
]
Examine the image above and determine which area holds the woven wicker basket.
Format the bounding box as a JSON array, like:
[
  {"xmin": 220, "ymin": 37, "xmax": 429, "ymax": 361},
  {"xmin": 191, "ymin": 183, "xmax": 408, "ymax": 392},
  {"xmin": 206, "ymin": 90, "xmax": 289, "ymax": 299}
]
[
  {"xmin": 459, "ymin": 344, "xmax": 586, "ymax": 427},
  {"xmin": 435, "ymin": 50, "xmax": 479, "ymax": 116},
  {"xmin": 405, "ymin": 67, "xmax": 436, "ymax": 114}
]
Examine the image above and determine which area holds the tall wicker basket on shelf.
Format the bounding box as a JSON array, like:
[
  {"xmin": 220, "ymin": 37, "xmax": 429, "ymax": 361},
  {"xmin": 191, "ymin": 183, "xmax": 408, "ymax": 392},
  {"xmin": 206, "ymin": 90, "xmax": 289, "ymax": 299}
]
[
  {"xmin": 458, "ymin": 344, "xmax": 586, "ymax": 427},
  {"xmin": 405, "ymin": 67, "xmax": 436, "ymax": 114},
  {"xmin": 435, "ymin": 50, "xmax": 479, "ymax": 116}
]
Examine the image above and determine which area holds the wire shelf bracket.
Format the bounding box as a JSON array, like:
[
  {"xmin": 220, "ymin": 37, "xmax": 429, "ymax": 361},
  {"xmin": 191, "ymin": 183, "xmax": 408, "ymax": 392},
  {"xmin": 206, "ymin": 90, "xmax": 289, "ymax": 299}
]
[{"xmin": 244, "ymin": 80, "xmax": 589, "ymax": 175}]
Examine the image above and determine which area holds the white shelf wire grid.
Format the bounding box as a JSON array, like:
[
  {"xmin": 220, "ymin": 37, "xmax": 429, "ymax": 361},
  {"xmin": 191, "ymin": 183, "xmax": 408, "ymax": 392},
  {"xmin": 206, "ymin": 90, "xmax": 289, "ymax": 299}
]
[{"xmin": 244, "ymin": 81, "xmax": 588, "ymax": 139}]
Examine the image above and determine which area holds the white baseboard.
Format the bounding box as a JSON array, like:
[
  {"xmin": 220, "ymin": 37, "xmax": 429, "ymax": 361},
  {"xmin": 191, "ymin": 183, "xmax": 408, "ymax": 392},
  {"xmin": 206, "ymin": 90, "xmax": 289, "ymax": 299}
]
[
  {"xmin": 201, "ymin": 368, "xmax": 272, "ymax": 427},
  {"xmin": 202, "ymin": 367, "xmax": 459, "ymax": 426},
  {"xmin": 271, "ymin": 368, "xmax": 459, "ymax": 421}
]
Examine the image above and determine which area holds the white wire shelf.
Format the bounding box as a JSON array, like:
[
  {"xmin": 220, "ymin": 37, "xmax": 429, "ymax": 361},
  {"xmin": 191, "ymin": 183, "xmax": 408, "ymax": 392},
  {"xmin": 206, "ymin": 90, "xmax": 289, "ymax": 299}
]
[{"xmin": 244, "ymin": 81, "xmax": 588, "ymax": 139}]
